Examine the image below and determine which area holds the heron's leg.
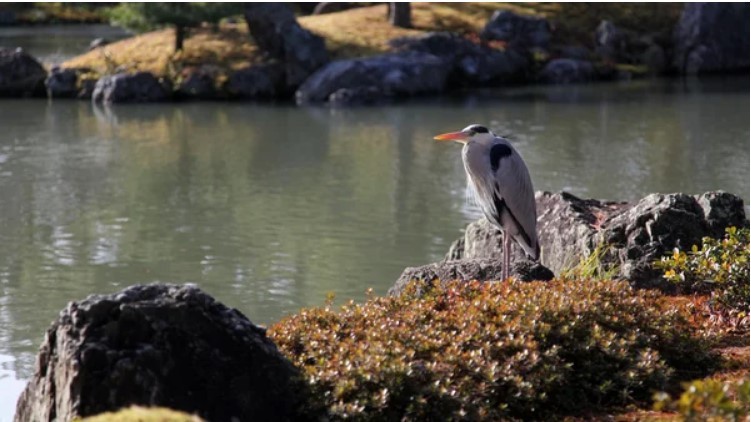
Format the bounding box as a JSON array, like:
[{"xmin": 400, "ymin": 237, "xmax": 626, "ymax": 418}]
[{"xmin": 503, "ymin": 230, "xmax": 511, "ymax": 280}]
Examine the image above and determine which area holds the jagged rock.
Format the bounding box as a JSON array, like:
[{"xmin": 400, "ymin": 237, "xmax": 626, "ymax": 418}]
[
  {"xmin": 15, "ymin": 283, "xmax": 311, "ymax": 422},
  {"xmin": 673, "ymin": 2, "xmax": 750, "ymax": 74},
  {"xmin": 296, "ymin": 51, "xmax": 450, "ymax": 105},
  {"xmin": 92, "ymin": 72, "xmax": 171, "ymax": 103},
  {"xmin": 45, "ymin": 67, "xmax": 79, "ymax": 98},
  {"xmin": 176, "ymin": 66, "xmax": 217, "ymax": 100},
  {"xmin": 391, "ymin": 32, "xmax": 530, "ymax": 86},
  {"xmin": 538, "ymin": 58, "xmax": 595, "ymax": 84},
  {"xmin": 390, "ymin": 258, "xmax": 554, "ymax": 296},
  {"xmin": 224, "ymin": 63, "xmax": 283, "ymax": 99},
  {"xmin": 446, "ymin": 191, "xmax": 747, "ymax": 288},
  {"xmin": 244, "ymin": 3, "xmax": 329, "ymax": 89},
  {"xmin": 0, "ymin": 47, "xmax": 47, "ymax": 97},
  {"xmin": 481, "ymin": 10, "xmax": 552, "ymax": 50}
]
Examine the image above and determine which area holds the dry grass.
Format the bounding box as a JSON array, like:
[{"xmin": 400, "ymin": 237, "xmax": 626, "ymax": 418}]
[{"xmin": 61, "ymin": 3, "xmax": 683, "ymax": 79}]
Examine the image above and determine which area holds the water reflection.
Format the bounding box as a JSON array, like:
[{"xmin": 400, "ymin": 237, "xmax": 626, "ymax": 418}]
[{"xmin": 0, "ymin": 76, "xmax": 747, "ymax": 419}]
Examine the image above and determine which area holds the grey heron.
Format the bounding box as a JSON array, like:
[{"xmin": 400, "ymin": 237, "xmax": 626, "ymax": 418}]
[{"xmin": 434, "ymin": 124, "xmax": 539, "ymax": 280}]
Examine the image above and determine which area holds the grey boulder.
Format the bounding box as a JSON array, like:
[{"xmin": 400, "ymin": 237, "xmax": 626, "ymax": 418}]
[
  {"xmin": 224, "ymin": 63, "xmax": 283, "ymax": 99},
  {"xmin": 296, "ymin": 51, "xmax": 450, "ymax": 105},
  {"xmin": 481, "ymin": 10, "xmax": 552, "ymax": 50},
  {"xmin": 0, "ymin": 47, "xmax": 47, "ymax": 97},
  {"xmin": 391, "ymin": 32, "xmax": 530, "ymax": 86},
  {"xmin": 92, "ymin": 72, "xmax": 171, "ymax": 103},
  {"xmin": 538, "ymin": 58, "xmax": 595, "ymax": 84},
  {"xmin": 673, "ymin": 2, "xmax": 750, "ymax": 74},
  {"xmin": 14, "ymin": 283, "xmax": 311, "ymax": 422},
  {"xmin": 244, "ymin": 3, "xmax": 329, "ymax": 89},
  {"xmin": 45, "ymin": 67, "xmax": 82, "ymax": 98}
]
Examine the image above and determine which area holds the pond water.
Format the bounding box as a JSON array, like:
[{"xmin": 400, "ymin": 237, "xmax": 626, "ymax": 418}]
[
  {"xmin": 0, "ymin": 24, "xmax": 131, "ymax": 65},
  {"xmin": 0, "ymin": 27, "xmax": 749, "ymax": 422}
]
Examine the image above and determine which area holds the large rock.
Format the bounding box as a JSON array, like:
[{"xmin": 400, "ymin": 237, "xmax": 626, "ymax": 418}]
[
  {"xmin": 481, "ymin": 10, "xmax": 552, "ymax": 50},
  {"xmin": 176, "ymin": 66, "xmax": 218, "ymax": 100},
  {"xmin": 448, "ymin": 191, "xmax": 747, "ymax": 288},
  {"xmin": 390, "ymin": 259, "xmax": 555, "ymax": 296},
  {"xmin": 296, "ymin": 51, "xmax": 450, "ymax": 105},
  {"xmin": 15, "ymin": 283, "xmax": 311, "ymax": 422},
  {"xmin": 0, "ymin": 47, "xmax": 47, "ymax": 97},
  {"xmin": 224, "ymin": 63, "xmax": 283, "ymax": 99},
  {"xmin": 45, "ymin": 67, "xmax": 79, "ymax": 98},
  {"xmin": 391, "ymin": 32, "xmax": 530, "ymax": 86},
  {"xmin": 92, "ymin": 72, "xmax": 171, "ymax": 103},
  {"xmin": 244, "ymin": 3, "xmax": 329, "ymax": 89},
  {"xmin": 538, "ymin": 58, "xmax": 595, "ymax": 84},
  {"xmin": 673, "ymin": 3, "xmax": 750, "ymax": 74}
]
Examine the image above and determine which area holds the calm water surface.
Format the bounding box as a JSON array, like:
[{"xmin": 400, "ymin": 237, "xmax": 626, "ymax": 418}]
[
  {"xmin": 0, "ymin": 24, "xmax": 131, "ymax": 65},
  {"xmin": 0, "ymin": 46, "xmax": 748, "ymax": 421}
]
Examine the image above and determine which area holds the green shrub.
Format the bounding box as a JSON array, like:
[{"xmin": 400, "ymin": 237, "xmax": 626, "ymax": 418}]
[
  {"xmin": 655, "ymin": 227, "xmax": 750, "ymax": 316},
  {"xmin": 270, "ymin": 279, "xmax": 715, "ymax": 420},
  {"xmin": 654, "ymin": 379, "xmax": 750, "ymax": 421}
]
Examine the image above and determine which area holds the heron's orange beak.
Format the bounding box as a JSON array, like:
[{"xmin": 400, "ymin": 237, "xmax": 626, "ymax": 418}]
[{"xmin": 433, "ymin": 131, "xmax": 469, "ymax": 143}]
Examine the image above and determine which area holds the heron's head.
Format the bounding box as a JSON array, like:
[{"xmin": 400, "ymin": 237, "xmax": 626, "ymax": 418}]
[{"xmin": 433, "ymin": 124, "xmax": 495, "ymax": 144}]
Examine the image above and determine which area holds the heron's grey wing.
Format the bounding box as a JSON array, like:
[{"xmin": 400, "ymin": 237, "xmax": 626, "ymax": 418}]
[{"xmin": 491, "ymin": 147, "xmax": 538, "ymax": 253}]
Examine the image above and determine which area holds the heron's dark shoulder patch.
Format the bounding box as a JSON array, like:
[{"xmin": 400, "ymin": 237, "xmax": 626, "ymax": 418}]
[{"xmin": 489, "ymin": 143, "xmax": 512, "ymax": 172}]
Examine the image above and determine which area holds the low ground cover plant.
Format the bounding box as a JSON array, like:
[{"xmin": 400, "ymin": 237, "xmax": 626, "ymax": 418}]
[{"xmin": 270, "ymin": 279, "xmax": 715, "ymax": 419}]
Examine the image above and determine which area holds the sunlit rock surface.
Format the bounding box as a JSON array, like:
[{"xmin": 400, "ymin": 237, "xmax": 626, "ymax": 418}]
[{"xmin": 437, "ymin": 191, "xmax": 747, "ymax": 289}]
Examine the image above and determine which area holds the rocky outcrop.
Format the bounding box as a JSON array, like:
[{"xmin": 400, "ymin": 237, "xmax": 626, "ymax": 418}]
[
  {"xmin": 296, "ymin": 51, "xmax": 450, "ymax": 105},
  {"xmin": 45, "ymin": 67, "xmax": 79, "ymax": 98},
  {"xmin": 672, "ymin": 2, "xmax": 750, "ymax": 75},
  {"xmin": 176, "ymin": 66, "xmax": 218, "ymax": 100},
  {"xmin": 244, "ymin": 3, "xmax": 329, "ymax": 90},
  {"xmin": 538, "ymin": 59, "xmax": 595, "ymax": 84},
  {"xmin": 15, "ymin": 283, "xmax": 311, "ymax": 422},
  {"xmin": 92, "ymin": 72, "xmax": 172, "ymax": 103},
  {"xmin": 224, "ymin": 63, "xmax": 283, "ymax": 99},
  {"xmin": 0, "ymin": 47, "xmax": 47, "ymax": 97},
  {"xmin": 391, "ymin": 32, "xmax": 530, "ymax": 86},
  {"xmin": 481, "ymin": 10, "xmax": 552, "ymax": 51},
  {"xmin": 390, "ymin": 259, "xmax": 554, "ymax": 296},
  {"xmin": 447, "ymin": 191, "xmax": 747, "ymax": 288}
]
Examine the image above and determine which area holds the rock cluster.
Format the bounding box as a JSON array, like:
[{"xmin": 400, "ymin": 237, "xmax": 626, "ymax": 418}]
[
  {"xmin": 1, "ymin": 4, "xmax": 748, "ymax": 102},
  {"xmin": 435, "ymin": 191, "xmax": 747, "ymax": 289}
]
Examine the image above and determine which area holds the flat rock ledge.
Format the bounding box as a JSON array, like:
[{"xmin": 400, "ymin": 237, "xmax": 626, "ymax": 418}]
[
  {"xmin": 15, "ymin": 283, "xmax": 311, "ymax": 422},
  {"xmin": 390, "ymin": 258, "xmax": 554, "ymax": 296}
]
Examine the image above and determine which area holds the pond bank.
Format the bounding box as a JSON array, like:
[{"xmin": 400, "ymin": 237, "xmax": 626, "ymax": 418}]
[{"xmin": 1, "ymin": 3, "xmax": 748, "ymax": 104}]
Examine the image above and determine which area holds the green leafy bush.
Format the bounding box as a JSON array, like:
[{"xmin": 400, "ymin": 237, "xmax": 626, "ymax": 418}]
[
  {"xmin": 270, "ymin": 279, "xmax": 714, "ymax": 420},
  {"xmin": 654, "ymin": 379, "xmax": 750, "ymax": 421},
  {"xmin": 656, "ymin": 227, "xmax": 750, "ymax": 316}
]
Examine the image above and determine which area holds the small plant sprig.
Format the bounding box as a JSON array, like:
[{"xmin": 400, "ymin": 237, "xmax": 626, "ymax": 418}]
[
  {"xmin": 654, "ymin": 378, "xmax": 750, "ymax": 421},
  {"xmin": 655, "ymin": 227, "xmax": 749, "ymax": 330}
]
